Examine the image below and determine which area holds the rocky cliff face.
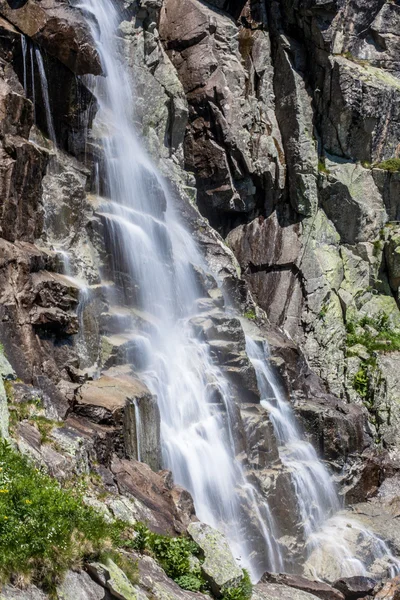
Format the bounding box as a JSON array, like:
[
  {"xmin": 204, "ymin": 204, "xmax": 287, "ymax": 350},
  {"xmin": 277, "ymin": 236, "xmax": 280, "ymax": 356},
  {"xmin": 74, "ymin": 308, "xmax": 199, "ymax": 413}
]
[{"xmin": 0, "ymin": 0, "xmax": 399, "ymax": 598}]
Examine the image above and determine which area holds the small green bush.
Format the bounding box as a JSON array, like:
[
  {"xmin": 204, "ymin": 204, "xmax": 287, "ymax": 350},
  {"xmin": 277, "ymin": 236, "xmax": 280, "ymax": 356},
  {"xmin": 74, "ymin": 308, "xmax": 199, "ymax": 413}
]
[
  {"xmin": 0, "ymin": 441, "xmax": 121, "ymax": 591},
  {"xmin": 174, "ymin": 574, "xmax": 203, "ymax": 592},
  {"xmin": 130, "ymin": 523, "xmax": 203, "ymax": 584},
  {"xmin": 346, "ymin": 312, "xmax": 400, "ymax": 353},
  {"xmin": 222, "ymin": 570, "xmax": 252, "ymax": 600},
  {"xmin": 353, "ymin": 367, "xmax": 369, "ymax": 398},
  {"xmin": 375, "ymin": 158, "xmax": 400, "ymax": 173},
  {"xmin": 130, "ymin": 524, "xmax": 252, "ymax": 599},
  {"xmin": 244, "ymin": 309, "xmax": 256, "ymax": 320}
]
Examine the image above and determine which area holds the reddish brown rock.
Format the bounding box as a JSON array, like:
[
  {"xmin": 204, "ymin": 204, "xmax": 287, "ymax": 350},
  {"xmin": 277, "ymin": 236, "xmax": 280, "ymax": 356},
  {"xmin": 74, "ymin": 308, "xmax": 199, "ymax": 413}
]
[
  {"xmin": 333, "ymin": 577, "xmax": 377, "ymax": 600},
  {"xmin": 111, "ymin": 455, "xmax": 196, "ymax": 535},
  {"xmin": 0, "ymin": 0, "xmax": 101, "ymax": 75},
  {"xmin": 262, "ymin": 573, "xmax": 345, "ymax": 600},
  {"xmin": 375, "ymin": 576, "xmax": 400, "ymax": 600},
  {"xmin": 73, "ymin": 369, "xmax": 161, "ymax": 469}
]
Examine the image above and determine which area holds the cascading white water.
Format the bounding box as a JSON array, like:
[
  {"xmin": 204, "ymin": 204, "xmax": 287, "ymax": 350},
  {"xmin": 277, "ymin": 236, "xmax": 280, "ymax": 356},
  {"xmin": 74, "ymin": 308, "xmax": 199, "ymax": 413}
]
[
  {"xmin": 79, "ymin": 0, "xmax": 283, "ymax": 578},
  {"xmin": 35, "ymin": 47, "xmax": 57, "ymax": 147},
  {"xmin": 21, "ymin": 36, "xmax": 28, "ymax": 93},
  {"xmin": 246, "ymin": 337, "xmax": 400, "ymax": 580}
]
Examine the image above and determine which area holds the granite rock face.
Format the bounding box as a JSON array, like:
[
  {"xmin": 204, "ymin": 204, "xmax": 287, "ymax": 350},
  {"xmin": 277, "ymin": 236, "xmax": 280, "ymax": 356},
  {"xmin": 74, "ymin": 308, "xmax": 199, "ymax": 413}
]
[{"xmin": 0, "ymin": 0, "xmax": 399, "ymax": 597}]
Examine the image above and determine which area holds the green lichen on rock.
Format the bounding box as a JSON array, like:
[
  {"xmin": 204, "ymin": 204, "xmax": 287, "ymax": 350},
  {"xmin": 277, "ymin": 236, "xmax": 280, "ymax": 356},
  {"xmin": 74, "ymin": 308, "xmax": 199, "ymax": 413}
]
[
  {"xmin": 187, "ymin": 522, "xmax": 243, "ymax": 595},
  {"xmin": 89, "ymin": 558, "xmax": 140, "ymax": 600}
]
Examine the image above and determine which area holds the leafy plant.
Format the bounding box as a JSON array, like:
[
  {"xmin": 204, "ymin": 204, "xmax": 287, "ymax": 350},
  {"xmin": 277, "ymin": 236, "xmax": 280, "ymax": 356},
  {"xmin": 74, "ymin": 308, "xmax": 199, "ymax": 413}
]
[
  {"xmin": 130, "ymin": 523, "xmax": 207, "ymax": 591},
  {"xmin": 353, "ymin": 366, "xmax": 369, "ymax": 398},
  {"xmin": 222, "ymin": 570, "xmax": 252, "ymax": 600},
  {"xmin": 0, "ymin": 441, "xmax": 123, "ymax": 592},
  {"xmin": 374, "ymin": 158, "xmax": 400, "ymax": 173},
  {"xmin": 244, "ymin": 309, "xmax": 256, "ymax": 320},
  {"xmin": 346, "ymin": 312, "xmax": 400, "ymax": 353},
  {"xmin": 174, "ymin": 574, "xmax": 203, "ymax": 592}
]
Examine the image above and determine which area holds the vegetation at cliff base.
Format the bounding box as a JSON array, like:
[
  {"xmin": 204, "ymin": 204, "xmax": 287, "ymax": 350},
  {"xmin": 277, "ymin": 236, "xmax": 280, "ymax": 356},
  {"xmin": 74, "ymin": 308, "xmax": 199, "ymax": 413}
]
[
  {"xmin": 131, "ymin": 522, "xmax": 206, "ymax": 592},
  {"xmin": 130, "ymin": 523, "xmax": 252, "ymax": 600},
  {"xmin": 0, "ymin": 441, "xmax": 123, "ymax": 592}
]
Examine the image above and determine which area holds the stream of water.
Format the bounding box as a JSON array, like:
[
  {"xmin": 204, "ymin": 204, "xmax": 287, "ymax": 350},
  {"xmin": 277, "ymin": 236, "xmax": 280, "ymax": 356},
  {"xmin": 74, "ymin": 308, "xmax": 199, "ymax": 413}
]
[{"xmin": 78, "ymin": 0, "xmax": 283, "ymax": 579}]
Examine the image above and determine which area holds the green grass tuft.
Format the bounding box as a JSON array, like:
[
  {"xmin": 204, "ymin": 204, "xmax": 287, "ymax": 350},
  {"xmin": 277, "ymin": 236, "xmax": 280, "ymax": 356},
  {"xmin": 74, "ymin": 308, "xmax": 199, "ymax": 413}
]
[{"xmin": 244, "ymin": 309, "xmax": 256, "ymax": 320}]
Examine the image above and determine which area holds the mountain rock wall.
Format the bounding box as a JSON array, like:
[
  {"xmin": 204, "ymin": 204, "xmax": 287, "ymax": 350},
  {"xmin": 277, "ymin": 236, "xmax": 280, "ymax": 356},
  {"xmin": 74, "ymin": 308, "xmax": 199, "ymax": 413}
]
[{"xmin": 0, "ymin": 0, "xmax": 399, "ymax": 597}]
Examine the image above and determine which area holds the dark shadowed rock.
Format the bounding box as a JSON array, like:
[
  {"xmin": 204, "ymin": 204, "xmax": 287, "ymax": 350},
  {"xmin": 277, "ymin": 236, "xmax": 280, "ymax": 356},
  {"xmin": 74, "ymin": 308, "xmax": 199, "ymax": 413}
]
[
  {"xmin": 333, "ymin": 577, "xmax": 377, "ymax": 599},
  {"xmin": 262, "ymin": 573, "xmax": 345, "ymax": 600}
]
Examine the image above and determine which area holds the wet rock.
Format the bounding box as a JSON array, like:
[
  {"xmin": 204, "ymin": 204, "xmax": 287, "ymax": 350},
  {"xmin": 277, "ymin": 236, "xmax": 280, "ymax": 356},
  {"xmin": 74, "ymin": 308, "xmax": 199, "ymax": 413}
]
[
  {"xmin": 262, "ymin": 574, "xmax": 344, "ymax": 600},
  {"xmin": 111, "ymin": 455, "xmax": 196, "ymax": 535},
  {"xmin": 187, "ymin": 522, "xmax": 243, "ymax": 596},
  {"xmin": 56, "ymin": 570, "xmax": 106, "ymax": 600},
  {"xmin": 333, "ymin": 577, "xmax": 377, "ymax": 600},
  {"xmin": 74, "ymin": 371, "xmax": 161, "ymax": 469}
]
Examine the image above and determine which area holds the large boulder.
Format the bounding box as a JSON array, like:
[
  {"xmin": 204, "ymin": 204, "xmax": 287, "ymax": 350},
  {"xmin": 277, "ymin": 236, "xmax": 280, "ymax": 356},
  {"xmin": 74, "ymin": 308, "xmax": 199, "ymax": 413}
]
[
  {"xmin": 57, "ymin": 570, "xmax": 105, "ymax": 600},
  {"xmin": 187, "ymin": 522, "xmax": 243, "ymax": 595},
  {"xmin": 252, "ymin": 582, "xmax": 321, "ymax": 600},
  {"xmin": 73, "ymin": 368, "xmax": 161, "ymax": 470},
  {"xmin": 333, "ymin": 577, "xmax": 377, "ymax": 600},
  {"xmin": 262, "ymin": 573, "xmax": 345, "ymax": 600}
]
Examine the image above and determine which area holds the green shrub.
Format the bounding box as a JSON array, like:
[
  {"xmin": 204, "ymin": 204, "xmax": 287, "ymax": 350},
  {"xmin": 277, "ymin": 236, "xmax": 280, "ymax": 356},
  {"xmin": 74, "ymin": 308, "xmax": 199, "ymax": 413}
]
[
  {"xmin": 346, "ymin": 312, "xmax": 400, "ymax": 353},
  {"xmin": 244, "ymin": 309, "xmax": 256, "ymax": 320},
  {"xmin": 375, "ymin": 158, "xmax": 400, "ymax": 173},
  {"xmin": 130, "ymin": 524, "xmax": 252, "ymax": 599},
  {"xmin": 131, "ymin": 523, "xmax": 202, "ymax": 579},
  {"xmin": 0, "ymin": 441, "xmax": 121, "ymax": 591},
  {"xmin": 174, "ymin": 574, "xmax": 203, "ymax": 592},
  {"xmin": 353, "ymin": 367, "xmax": 369, "ymax": 398},
  {"xmin": 222, "ymin": 570, "xmax": 252, "ymax": 600}
]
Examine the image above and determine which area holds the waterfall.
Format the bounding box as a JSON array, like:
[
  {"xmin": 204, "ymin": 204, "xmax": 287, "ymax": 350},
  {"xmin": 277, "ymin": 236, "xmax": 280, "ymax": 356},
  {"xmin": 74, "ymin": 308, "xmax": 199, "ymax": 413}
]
[
  {"xmin": 35, "ymin": 47, "xmax": 57, "ymax": 147},
  {"xmin": 79, "ymin": 0, "xmax": 283, "ymax": 579},
  {"xmin": 29, "ymin": 44, "xmax": 35, "ymax": 121},
  {"xmin": 21, "ymin": 35, "xmax": 28, "ymax": 93},
  {"xmin": 246, "ymin": 337, "xmax": 400, "ymax": 580}
]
